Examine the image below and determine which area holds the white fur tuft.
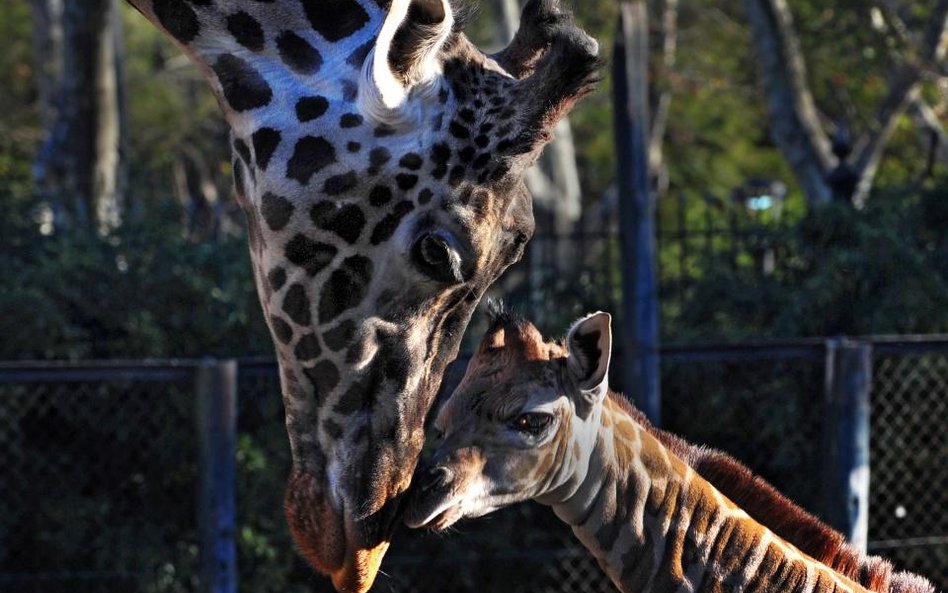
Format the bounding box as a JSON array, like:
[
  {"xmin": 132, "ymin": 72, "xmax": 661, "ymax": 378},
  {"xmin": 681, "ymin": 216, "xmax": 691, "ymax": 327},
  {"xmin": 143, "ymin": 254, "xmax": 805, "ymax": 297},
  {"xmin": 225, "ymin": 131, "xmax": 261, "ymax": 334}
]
[{"xmin": 358, "ymin": 0, "xmax": 453, "ymax": 129}]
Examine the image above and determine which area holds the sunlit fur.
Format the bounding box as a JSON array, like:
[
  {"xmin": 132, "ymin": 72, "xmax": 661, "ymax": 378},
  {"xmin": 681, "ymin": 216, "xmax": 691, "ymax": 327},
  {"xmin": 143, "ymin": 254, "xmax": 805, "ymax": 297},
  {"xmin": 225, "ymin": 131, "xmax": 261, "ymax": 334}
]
[
  {"xmin": 125, "ymin": 1, "xmax": 600, "ymax": 591},
  {"xmin": 408, "ymin": 311, "xmax": 937, "ymax": 593}
]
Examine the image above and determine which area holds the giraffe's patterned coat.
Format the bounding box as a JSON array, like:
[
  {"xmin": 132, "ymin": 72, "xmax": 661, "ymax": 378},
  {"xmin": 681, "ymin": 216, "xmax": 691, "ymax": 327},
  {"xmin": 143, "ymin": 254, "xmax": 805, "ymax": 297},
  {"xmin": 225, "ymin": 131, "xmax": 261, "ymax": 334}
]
[
  {"xmin": 408, "ymin": 308, "xmax": 937, "ymax": 593},
  {"xmin": 124, "ymin": 1, "xmax": 601, "ymax": 591}
]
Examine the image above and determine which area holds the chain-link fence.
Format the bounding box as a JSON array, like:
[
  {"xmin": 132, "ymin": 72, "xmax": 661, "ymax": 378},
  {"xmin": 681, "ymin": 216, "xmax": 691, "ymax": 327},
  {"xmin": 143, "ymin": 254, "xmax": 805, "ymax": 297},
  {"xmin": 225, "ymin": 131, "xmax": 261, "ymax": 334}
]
[
  {"xmin": 1, "ymin": 339, "xmax": 945, "ymax": 593},
  {"xmin": 0, "ymin": 363, "xmax": 200, "ymax": 593},
  {"xmin": 869, "ymin": 345, "xmax": 948, "ymax": 589}
]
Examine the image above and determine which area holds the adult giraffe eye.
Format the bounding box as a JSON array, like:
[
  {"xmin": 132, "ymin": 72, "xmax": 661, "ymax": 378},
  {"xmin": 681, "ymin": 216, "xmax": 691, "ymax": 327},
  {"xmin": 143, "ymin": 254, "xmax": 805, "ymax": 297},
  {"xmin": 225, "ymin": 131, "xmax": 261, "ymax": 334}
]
[
  {"xmin": 511, "ymin": 413, "xmax": 554, "ymax": 436},
  {"xmin": 412, "ymin": 231, "xmax": 463, "ymax": 284}
]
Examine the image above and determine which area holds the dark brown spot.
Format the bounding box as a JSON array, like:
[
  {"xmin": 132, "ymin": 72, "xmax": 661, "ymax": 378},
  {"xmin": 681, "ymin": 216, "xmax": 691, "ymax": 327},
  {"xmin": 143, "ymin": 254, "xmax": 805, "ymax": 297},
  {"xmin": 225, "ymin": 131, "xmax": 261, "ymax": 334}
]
[
  {"xmin": 301, "ymin": 0, "xmax": 370, "ymax": 42},
  {"xmin": 368, "ymin": 147, "xmax": 391, "ymax": 175},
  {"xmin": 449, "ymin": 121, "xmax": 469, "ymax": 139},
  {"xmin": 323, "ymin": 320, "xmax": 356, "ymax": 351},
  {"xmin": 323, "ymin": 419, "xmax": 344, "ymax": 439},
  {"xmin": 270, "ymin": 315, "xmax": 293, "ymax": 344},
  {"xmin": 310, "ymin": 202, "xmax": 366, "ymax": 244},
  {"xmin": 294, "ymin": 333, "xmax": 322, "ymax": 361},
  {"xmin": 282, "ymin": 283, "xmax": 311, "ymax": 326},
  {"xmin": 323, "ymin": 171, "xmax": 359, "ymax": 196},
  {"xmin": 319, "ymin": 256, "xmax": 373, "ymax": 323},
  {"xmin": 396, "ymin": 174, "xmax": 418, "ymax": 190},
  {"xmin": 303, "ymin": 361, "xmax": 340, "ymax": 401},
  {"xmin": 153, "ymin": 0, "xmax": 199, "ymax": 44},
  {"xmin": 287, "ymin": 136, "xmax": 336, "ymax": 185},
  {"xmin": 399, "ymin": 153, "xmax": 423, "ymax": 170},
  {"xmin": 267, "ymin": 267, "xmax": 287, "ymax": 291},
  {"xmin": 277, "ymin": 31, "xmax": 322, "ymax": 74},
  {"xmin": 251, "ymin": 128, "xmax": 281, "ymax": 171},
  {"xmin": 296, "ymin": 96, "xmax": 329, "ymax": 122},
  {"xmin": 261, "ymin": 192, "xmax": 294, "ymax": 230},
  {"xmin": 370, "ymin": 201, "xmax": 414, "ymax": 245},
  {"xmin": 369, "ymin": 185, "xmax": 392, "ymax": 207},
  {"xmin": 211, "ymin": 55, "xmax": 272, "ymax": 112},
  {"xmin": 227, "ymin": 11, "xmax": 265, "ymax": 52},
  {"xmin": 340, "ymin": 113, "xmax": 363, "ymax": 128},
  {"xmin": 285, "ymin": 235, "xmax": 337, "ymax": 276}
]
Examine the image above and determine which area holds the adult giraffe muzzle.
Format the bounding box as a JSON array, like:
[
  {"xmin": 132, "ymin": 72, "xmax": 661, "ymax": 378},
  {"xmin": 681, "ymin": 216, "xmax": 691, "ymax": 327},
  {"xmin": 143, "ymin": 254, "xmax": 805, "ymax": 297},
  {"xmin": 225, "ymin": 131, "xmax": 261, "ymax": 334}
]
[{"xmin": 125, "ymin": 0, "xmax": 601, "ymax": 590}]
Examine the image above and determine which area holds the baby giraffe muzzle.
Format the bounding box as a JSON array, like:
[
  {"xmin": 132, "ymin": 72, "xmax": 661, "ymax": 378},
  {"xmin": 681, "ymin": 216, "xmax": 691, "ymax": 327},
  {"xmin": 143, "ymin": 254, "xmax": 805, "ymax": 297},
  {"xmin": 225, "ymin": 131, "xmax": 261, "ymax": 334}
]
[{"xmin": 406, "ymin": 307, "xmax": 610, "ymax": 531}]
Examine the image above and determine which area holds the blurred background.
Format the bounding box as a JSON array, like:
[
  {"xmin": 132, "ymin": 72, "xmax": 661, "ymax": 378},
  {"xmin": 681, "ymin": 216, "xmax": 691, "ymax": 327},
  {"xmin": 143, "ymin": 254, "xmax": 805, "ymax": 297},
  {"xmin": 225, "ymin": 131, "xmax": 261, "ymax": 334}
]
[{"xmin": 0, "ymin": 0, "xmax": 946, "ymax": 592}]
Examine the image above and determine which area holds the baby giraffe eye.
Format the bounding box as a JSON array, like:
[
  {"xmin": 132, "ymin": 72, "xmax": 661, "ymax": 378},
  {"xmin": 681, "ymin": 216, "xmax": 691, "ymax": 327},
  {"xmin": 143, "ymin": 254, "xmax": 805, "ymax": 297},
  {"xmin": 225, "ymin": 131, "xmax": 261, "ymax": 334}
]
[{"xmin": 511, "ymin": 413, "xmax": 553, "ymax": 436}]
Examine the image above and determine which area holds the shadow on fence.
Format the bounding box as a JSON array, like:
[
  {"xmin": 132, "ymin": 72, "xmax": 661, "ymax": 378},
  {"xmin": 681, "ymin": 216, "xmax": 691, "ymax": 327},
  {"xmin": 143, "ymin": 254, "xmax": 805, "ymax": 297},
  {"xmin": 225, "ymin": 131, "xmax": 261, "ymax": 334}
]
[{"xmin": 0, "ymin": 337, "xmax": 945, "ymax": 593}]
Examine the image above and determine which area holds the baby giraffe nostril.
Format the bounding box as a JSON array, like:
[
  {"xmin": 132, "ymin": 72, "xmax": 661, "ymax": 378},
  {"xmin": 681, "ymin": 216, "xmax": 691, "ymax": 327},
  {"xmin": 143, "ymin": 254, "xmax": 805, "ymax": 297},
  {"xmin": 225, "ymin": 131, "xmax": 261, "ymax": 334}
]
[{"xmin": 425, "ymin": 466, "xmax": 454, "ymax": 491}]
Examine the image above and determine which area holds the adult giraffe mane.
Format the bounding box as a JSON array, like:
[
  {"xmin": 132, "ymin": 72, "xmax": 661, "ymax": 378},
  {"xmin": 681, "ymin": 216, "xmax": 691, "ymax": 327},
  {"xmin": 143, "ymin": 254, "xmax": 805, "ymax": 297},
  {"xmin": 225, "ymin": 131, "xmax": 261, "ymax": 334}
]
[{"xmin": 604, "ymin": 392, "xmax": 934, "ymax": 593}]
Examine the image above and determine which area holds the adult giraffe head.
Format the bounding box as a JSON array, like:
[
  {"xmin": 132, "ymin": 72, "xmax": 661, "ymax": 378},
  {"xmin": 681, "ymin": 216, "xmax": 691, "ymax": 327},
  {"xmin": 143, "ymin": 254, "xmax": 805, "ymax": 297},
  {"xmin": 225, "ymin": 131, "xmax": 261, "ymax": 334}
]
[{"xmin": 127, "ymin": 0, "xmax": 600, "ymax": 590}]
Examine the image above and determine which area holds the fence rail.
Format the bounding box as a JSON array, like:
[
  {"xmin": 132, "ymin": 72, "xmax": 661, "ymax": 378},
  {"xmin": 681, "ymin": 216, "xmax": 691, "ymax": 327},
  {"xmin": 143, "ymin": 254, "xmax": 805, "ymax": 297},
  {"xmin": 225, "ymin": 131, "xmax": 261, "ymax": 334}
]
[{"xmin": 1, "ymin": 336, "xmax": 945, "ymax": 593}]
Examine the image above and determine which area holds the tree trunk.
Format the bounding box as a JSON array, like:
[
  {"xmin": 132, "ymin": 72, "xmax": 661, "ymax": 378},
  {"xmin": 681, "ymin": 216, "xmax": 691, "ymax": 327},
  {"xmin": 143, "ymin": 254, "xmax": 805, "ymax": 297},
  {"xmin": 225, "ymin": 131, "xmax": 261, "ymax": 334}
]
[
  {"xmin": 34, "ymin": 0, "xmax": 126, "ymax": 232},
  {"xmin": 743, "ymin": 0, "xmax": 834, "ymax": 206}
]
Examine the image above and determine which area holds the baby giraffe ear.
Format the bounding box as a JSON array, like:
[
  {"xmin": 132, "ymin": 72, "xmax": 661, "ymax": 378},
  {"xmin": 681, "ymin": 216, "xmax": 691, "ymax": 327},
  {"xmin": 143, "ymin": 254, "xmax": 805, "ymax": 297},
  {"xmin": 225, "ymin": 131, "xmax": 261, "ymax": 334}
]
[{"xmin": 566, "ymin": 312, "xmax": 612, "ymax": 405}]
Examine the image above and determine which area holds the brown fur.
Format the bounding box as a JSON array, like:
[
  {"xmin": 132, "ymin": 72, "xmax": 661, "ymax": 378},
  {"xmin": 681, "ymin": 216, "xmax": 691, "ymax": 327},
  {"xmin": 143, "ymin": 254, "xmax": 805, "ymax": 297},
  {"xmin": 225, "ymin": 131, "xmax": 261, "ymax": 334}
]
[
  {"xmin": 603, "ymin": 393, "xmax": 935, "ymax": 593},
  {"xmin": 284, "ymin": 469, "xmax": 346, "ymax": 574},
  {"xmin": 471, "ymin": 313, "xmax": 936, "ymax": 593}
]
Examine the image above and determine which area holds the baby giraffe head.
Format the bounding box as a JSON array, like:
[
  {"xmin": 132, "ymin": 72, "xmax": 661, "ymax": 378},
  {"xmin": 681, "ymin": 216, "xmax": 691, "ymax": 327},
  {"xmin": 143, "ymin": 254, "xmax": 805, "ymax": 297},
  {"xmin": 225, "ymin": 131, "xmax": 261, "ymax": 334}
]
[{"xmin": 406, "ymin": 306, "xmax": 612, "ymax": 529}]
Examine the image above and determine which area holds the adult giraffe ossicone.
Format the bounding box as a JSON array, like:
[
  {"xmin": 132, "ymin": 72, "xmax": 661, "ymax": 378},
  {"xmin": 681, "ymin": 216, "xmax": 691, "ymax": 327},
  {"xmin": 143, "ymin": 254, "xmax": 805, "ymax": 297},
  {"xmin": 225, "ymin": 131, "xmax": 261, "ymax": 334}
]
[{"xmin": 125, "ymin": 0, "xmax": 600, "ymax": 590}]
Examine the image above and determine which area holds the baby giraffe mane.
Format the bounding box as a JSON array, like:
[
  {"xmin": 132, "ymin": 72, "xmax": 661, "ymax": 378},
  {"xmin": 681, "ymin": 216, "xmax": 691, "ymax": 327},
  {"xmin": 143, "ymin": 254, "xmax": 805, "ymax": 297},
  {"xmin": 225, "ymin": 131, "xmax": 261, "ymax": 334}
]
[{"xmin": 603, "ymin": 392, "xmax": 935, "ymax": 593}]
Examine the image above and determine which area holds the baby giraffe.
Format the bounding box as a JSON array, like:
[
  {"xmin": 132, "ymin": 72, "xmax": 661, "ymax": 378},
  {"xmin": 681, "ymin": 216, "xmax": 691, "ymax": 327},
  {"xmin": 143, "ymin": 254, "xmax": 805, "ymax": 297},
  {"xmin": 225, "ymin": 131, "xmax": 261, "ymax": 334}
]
[{"xmin": 406, "ymin": 307, "xmax": 936, "ymax": 593}]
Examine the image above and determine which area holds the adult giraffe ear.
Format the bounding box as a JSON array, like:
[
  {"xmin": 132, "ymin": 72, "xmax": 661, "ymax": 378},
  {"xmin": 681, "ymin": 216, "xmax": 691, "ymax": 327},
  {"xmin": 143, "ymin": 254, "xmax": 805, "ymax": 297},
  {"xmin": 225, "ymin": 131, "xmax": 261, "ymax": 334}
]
[
  {"xmin": 360, "ymin": 0, "xmax": 453, "ymax": 124},
  {"xmin": 566, "ymin": 312, "xmax": 612, "ymax": 413}
]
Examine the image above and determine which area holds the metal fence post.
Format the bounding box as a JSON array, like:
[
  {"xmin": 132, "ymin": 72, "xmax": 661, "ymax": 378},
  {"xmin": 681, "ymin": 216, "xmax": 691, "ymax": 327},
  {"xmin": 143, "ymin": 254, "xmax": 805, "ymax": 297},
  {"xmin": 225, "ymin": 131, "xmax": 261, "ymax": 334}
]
[
  {"xmin": 195, "ymin": 359, "xmax": 238, "ymax": 593},
  {"xmin": 821, "ymin": 339, "xmax": 872, "ymax": 552},
  {"xmin": 614, "ymin": 1, "xmax": 661, "ymax": 425}
]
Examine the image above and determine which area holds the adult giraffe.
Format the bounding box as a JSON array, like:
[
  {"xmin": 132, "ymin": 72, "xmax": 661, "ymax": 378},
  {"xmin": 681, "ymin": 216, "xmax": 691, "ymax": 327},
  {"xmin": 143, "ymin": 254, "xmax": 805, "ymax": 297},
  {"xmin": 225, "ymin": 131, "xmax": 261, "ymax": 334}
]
[{"xmin": 125, "ymin": 0, "xmax": 600, "ymax": 591}]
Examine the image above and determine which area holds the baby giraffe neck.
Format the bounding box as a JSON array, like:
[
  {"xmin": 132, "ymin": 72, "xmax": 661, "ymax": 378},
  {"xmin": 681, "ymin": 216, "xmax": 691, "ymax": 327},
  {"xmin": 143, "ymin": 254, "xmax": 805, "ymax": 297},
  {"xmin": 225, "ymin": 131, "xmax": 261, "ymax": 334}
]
[{"xmin": 545, "ymin": 395, "xmax": 872, "ymax": 593}]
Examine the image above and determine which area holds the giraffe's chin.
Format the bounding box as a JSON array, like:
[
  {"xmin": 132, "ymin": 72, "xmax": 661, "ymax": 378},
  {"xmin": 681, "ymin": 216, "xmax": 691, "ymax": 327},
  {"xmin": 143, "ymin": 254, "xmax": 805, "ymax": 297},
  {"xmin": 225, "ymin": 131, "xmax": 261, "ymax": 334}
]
[
  {"xmin": 285, "ymin": 469, "xmax": 400, "ymax": 593},
  {"xmin": 330, "ymin": 538, "xmax": 391, "ymax": 593}
]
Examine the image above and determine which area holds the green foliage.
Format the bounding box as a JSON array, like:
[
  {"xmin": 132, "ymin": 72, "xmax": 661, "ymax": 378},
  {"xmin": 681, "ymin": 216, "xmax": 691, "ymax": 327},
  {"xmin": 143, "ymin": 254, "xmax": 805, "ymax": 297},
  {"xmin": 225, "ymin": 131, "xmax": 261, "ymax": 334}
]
[
  {"xmin": 0, "ymin": 1, "xmax": 36, "ymax": 132},
  {"xmin": 0, "ymin": 199, "xmax": 270, "ymax": 360},
  {"xmin": 667, "ymin": 179, "xmax": 948, "ymax": 340}
]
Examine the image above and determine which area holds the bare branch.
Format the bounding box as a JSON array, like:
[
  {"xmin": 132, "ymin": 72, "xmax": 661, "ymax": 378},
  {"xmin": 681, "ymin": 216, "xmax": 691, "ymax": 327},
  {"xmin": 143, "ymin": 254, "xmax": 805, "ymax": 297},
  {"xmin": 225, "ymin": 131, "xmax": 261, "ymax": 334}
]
[
  {"xmin": 851, "ymin": 0, "xmax": 948, "ymax": 204},
  {"xmin": 909, "ymin": 97, "xmax": 948, "ymax": 163},
  {"xmin": 921, "ymin": 0, "xmax": 948, "ymax": 64}
]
